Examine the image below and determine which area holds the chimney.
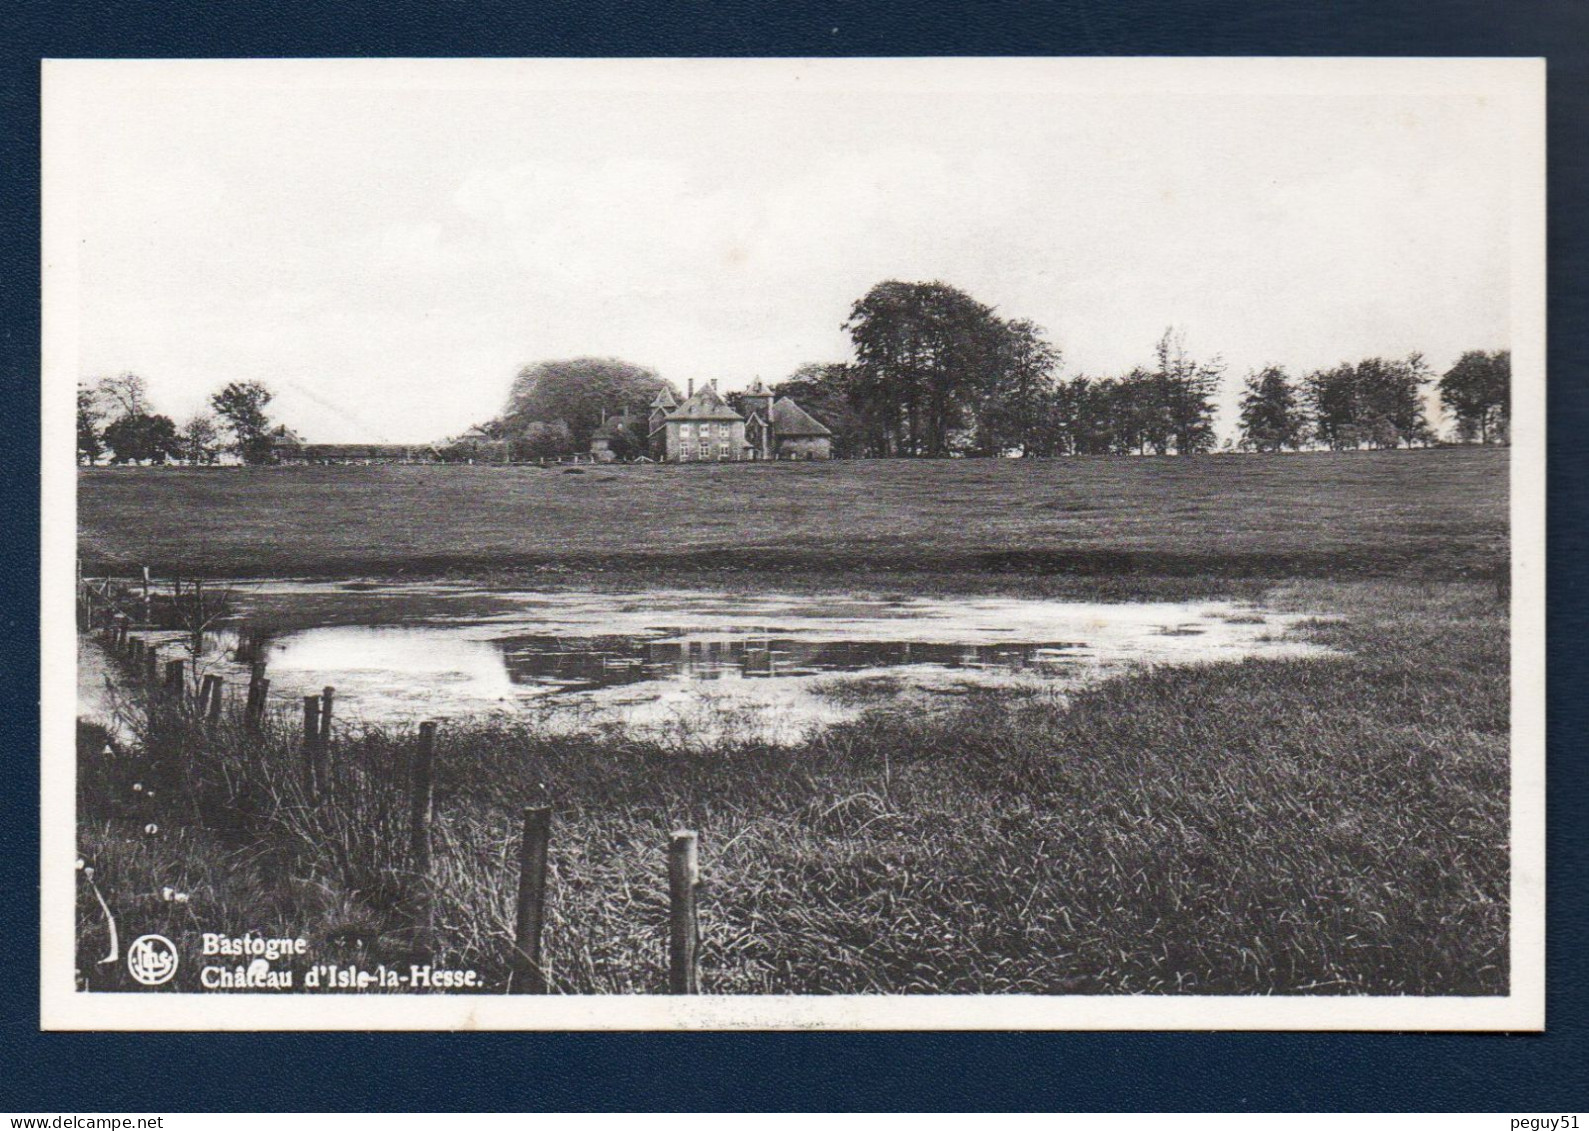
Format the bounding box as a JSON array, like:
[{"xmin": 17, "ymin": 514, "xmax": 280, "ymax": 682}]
[{"xmin": 687, "ymin": 378, "xmax": 695, "ymax": 398}]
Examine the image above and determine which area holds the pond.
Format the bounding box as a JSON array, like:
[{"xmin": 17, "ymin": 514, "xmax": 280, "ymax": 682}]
[{"xmin": 125, "ymin": 582, "xmax": 1334, "ymax": 743}]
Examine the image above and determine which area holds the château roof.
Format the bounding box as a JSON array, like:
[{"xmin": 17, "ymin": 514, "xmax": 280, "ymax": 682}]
[
  {"xmin": 666, "ymin": 382, "xmax": 743, "ymax": 422},
  {"xmin": 650, "ymin": 387, "xmax": 678, "ymax": 409},
  {"xmin": 770, "ymin": 396, "xmax": 832, "ymax": 437}
]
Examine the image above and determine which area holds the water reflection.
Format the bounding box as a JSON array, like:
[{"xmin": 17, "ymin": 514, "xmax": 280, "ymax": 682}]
[
  {"xmin": 495, "ymin": 634, "xmax": 1087, "ymax": 691},
  {"xmin": 183, "ymin": 583, "xmax": 1333, "ymax": 737}
]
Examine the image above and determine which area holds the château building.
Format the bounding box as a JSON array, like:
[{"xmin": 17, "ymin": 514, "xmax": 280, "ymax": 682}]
[{"xmin": 632, "ymin": 378, "xmax": 833, "ymax": 462}]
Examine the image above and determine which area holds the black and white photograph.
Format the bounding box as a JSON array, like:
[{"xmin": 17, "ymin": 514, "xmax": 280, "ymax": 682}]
[{"xmin": 40, "ymin": 57, "xmax": 1544, "ymax": 1030}]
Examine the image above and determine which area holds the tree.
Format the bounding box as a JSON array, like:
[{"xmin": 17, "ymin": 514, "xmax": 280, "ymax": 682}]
[
  {"xmin": 1058, "ymin": 375, "xmax": 1122, "ymax": 455},
  {"xmin": 210, "ymin": 381, "xmax": 276, "ymax": 464},
  {"xmin": 178, "ymin": 413, "xmax": 222, "ymax": 464},
  {"xmin": 1304, "ymin": 355, "xmax": 1432, "ymax": 449},
  {"xmin": 1439, "ymin": 349, "xmax": 1510, "ymax": 443},
  {"xmin": 1153, "ymin": 329, "xmax": 1223, "ymax": 455},
  {"xmin": 1238, "ymin": 366, "xmax": 1307, "ymax": 452},
  {"xmin": 977, "ymin": 318, "xmax": 1063, "ymax": 455},
  {"xmin": 844, "ymin": 280, "xmax": 1008, "ymax": 457},
  {"xmin": 1112, "ymin": 366, "xmax": 1171, "ymax": 454},
  {"xmin": 1303, "ymin": 363, "xmax": 1358, "ymax": 450},
  {"xmin": 93, "ymin": 372, "xmax": 151, "ymax": 419},
  {"xmin": 500, "ymin": 358, "xmax": 672, "ymax": 451},
  {"xmin": 517, "ymin": 420, "xmax": 576, "ymax": 461},
  {"xmin": 103, "ymin": 412, "xmax": 179, "ymax": 464},
  {"xmin": 77, "ymin": 384, "xmax": 103, "ymax": 464}
]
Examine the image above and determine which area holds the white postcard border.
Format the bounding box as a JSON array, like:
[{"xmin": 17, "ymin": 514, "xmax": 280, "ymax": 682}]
[{"xmin": 40, "ymin": 56, "xmax": 1547, "ymax": 1031}]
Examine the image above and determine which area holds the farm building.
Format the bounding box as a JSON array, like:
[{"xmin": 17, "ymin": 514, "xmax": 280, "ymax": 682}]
[{"xmin": 613, "ymin": 378, "xmax": 832, "ymax": 463}]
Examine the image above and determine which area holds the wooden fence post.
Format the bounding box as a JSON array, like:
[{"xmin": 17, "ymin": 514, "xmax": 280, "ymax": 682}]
[
  {"xmin": 509, "ymin": 805, "xmax": 553, "ymax": 994},
  {"xmin": 409, "ymin": 721, "xmax": 438, "ymax": 875},
  {"xmin": 144, "ymin": 649, "xmax": 159, "ymax": 687},
  {"xmin": 205, "ymin": 676, "xmax": 224, "ymax": 723},
  {"xmin": 249, "ymin": 679, "xmax": 270, "ymax": 727},
  {"xmin": 197, "ymin": 674, "xmax": 218, "ymax": 716},
  {"xmin": 245, "ymin": 662, "xmax": 267, "ymax": 726},
  {"xmin": 316, "ymin": 686, "xmax": 335, "ymax": 789},
  {"xmin": 141, "ymin": 566, "xmax": 151, "ymax": 625},
  {"xmin": 668, "ymin": 830, "xmax": 701, "ymax": 994},
  {"xmin": 163, "ymin": 659, "xmax": 185, "ymax": 697},
  {"xmin": 302, "ymin": 696, "xmax": 322, "ymax": 795},
  {"xmin": 319, "ymin": 686, "xmax": 335, "ymax": 744}
]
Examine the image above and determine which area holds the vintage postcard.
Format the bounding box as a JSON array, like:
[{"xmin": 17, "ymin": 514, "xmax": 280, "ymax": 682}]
[{"xmin": 40, "ymin": 57, "xmax": 1544, "ymax": 1030}]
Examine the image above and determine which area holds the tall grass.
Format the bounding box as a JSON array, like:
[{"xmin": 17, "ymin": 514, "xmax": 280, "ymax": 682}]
[{"xmin": 76, "ymin": 579, "xmax": 1508, "ymax": 996}]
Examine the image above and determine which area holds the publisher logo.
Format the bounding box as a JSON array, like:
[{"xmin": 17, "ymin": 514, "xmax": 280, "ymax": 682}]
[{"xmin": 127, "ymin": 934, "xmax": 178, "ymax": 986}]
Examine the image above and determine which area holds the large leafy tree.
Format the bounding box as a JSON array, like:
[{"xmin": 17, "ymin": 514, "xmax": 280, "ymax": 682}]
[
  {"xmin": 1238, "ymin": 366, "xmax": 1307, "ymax": 452},
  {"xmin": 1439, "ymin": 349, "xmax": 1510, "ymax": 443},
  {"xmin": 844, "ymin": 280, "xmax": 1008, "ymax": 457},
  {"xmin": 210, "ymin": 381, "xmax": 276, "ymax": 464},
  {"xmin": 500, "ymin": 358, "xmax": 672, "ymax": 451},
  {"xmin": 103, "ymin": 412, "xmax": 180, "ymax": 464}
]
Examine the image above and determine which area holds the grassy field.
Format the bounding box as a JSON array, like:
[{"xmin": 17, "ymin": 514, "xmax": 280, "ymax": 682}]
[
  {"xmin": 76, "ymin": 579, "xmax": 1507, "ymax": 995},
  {"xmin": 73, "ymin": 449, "xmax": 1512, "ymax": 995},
  {"xmin": 78, "ymin": 448, "xmax": 1508, "ymax": 579}
]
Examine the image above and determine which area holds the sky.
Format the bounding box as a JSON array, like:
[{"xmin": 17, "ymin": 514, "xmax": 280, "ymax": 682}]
[{"xmin": 53, "ymin": 59, "xmax": 1525, "ymax": 443}]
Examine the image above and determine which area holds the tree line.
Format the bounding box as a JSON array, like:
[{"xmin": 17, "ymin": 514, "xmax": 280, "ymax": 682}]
[
  {"xmin": 77, "ymin": 373, "xmax": 278, "ymax": 465},
  {"xmin": 79, "ymin": 279, "xmax": 1511, "ymax": 465},
  {"xmin": 761, "ymin": 281, "xmax": 1509, "ymax": 457}
]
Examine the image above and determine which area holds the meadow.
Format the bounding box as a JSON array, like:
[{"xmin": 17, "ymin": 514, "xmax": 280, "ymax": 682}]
[
  {"xmin": 74, "ymin": 449, "xmax": 1512, "ymax": 995},
  {"xmin": 78, "ymin": 447, "xmax": 1507, "ymax": 579}
]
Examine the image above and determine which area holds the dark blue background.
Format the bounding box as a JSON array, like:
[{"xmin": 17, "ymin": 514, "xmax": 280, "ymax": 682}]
[{"xmin": 3, "ymin": 0, "xmax": 1585, "ymax": 1112}]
